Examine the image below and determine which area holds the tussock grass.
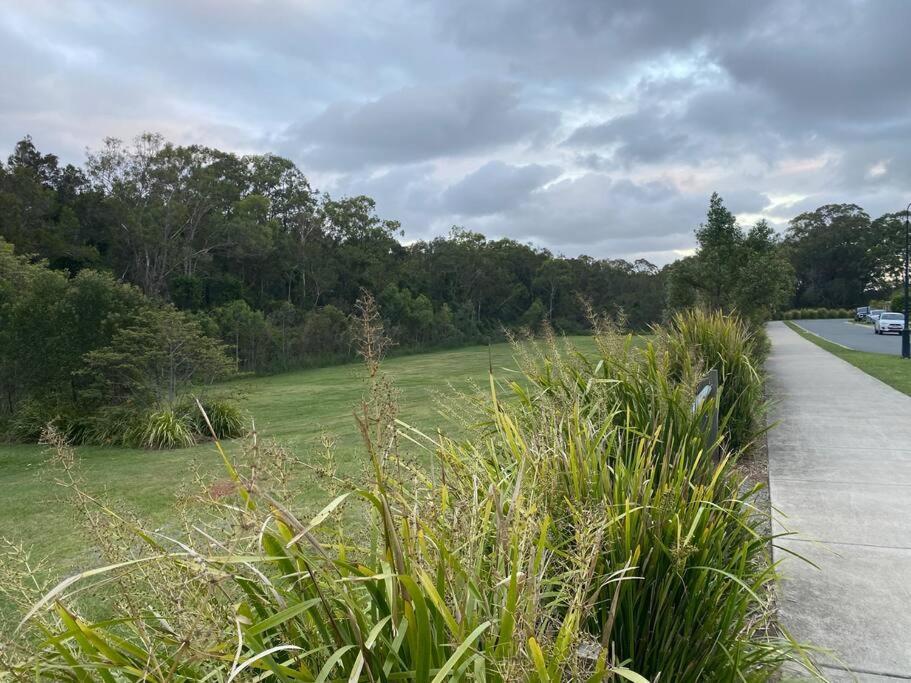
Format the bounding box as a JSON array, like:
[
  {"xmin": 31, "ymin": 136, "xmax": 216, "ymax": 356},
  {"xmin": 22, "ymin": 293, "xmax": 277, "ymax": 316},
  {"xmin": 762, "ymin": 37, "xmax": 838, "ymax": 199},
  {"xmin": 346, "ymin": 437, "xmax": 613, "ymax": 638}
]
[
  {"xmin": 657, "ymin": 308, "xmax": 767, "ymax": 451},
  {"xmin": 0, "ymin": 306, "xmax": 820, "ymax": 681}
]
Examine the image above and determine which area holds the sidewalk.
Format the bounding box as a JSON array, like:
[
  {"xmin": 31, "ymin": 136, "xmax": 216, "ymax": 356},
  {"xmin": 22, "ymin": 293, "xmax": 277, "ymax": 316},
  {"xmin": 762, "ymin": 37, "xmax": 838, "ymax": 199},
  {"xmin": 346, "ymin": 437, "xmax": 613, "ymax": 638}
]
[{"xmin": 766, "ymin": 322, "xmax": 911, "ymax": 681}]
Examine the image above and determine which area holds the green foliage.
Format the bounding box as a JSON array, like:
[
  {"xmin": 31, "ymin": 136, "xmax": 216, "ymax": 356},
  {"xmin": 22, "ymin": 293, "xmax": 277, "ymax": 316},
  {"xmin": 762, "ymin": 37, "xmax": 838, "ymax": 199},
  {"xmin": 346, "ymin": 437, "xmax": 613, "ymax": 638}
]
[
  {"xmin": 2, "ymin": 315, "xmax": 818, "ymax": 680},
  {"xmin": 668, "ymin": 194, "xmax": 794, "ymax": 322},
  {"xmin": 779, "ymin": 308, "xmax": 853, "ymax": 320},
  {"xmin": 298, "ymin": 304, "xmax": 350, "ymax": 358},
  {"xmin": 83, "ymin": 406, "xmax": 144, "ymax": 447},
  {"xmin": 0, "ymin": 245, "xmax": 238, "ymax": 448},
  {"xmin": 81, "ymin": 306, "xmax": 233, "ymax": 406},
  {"xmin": 8, "ymin": 397, "xmax": 90, "ymax": 443},
  {"xmin": 520, "ymin": 298, "xmax": 547, "ymax": 330},
  {"xmin": 169, "ymin": 274, "xmax": 204, "ymax": 310},
  {"xmin": 0, "ymin": 243, "xmax": 155, "ymax": 429},
  {"xmin": 80, "ymin": 399, "xmax": 245, "ymax": 449},
  {"xmin": 657, "ymin": 309, "xmax": 766, "ymax": 451},
  {"xmin": 132, "ymin": 408, "xmax": 197, "ymax": 449},
  {"xmin": 189, "ymin": 397, "xmax": 247, "ymax": 439},
  {"xmin": 1, "ymin": 134, "xmax": 668, "ymax": 379},
  {"xmin": 785, "ymin": 204, "xmax": 893, "ymax": 308}
]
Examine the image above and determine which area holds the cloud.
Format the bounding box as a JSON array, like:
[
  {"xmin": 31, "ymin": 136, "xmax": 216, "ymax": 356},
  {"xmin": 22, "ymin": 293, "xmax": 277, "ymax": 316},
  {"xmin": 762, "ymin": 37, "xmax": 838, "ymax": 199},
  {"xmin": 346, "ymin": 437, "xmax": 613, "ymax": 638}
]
[
  {"xmin": 468, "ymin": 174, "xmax": 702, "ymax": 252},
  {"xmin": 2, "ymin": 0, "xmax": 911, "ymax": 265},
  {"xmin": 563, "ymin": 113, "xmax": 692, "ymax": 165},
  {"xmin": 283, "ymin": 79, "xmax": 560, "ymax": 171},
  {"xmin": 442, "ymin": 161, "xmax": 561, "ymax": 216}
]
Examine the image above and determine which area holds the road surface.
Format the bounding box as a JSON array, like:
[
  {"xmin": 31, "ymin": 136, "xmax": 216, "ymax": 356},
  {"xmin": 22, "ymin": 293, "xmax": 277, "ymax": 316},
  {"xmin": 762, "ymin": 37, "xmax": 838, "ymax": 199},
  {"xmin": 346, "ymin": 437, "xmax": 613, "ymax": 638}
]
[
  {"xmin": 766, "ymin": 322, "xmax": 911, "ymax": 680},
  {"xmin": 790, "ymin": 318, "xmax": 904, "ymax": 355}
]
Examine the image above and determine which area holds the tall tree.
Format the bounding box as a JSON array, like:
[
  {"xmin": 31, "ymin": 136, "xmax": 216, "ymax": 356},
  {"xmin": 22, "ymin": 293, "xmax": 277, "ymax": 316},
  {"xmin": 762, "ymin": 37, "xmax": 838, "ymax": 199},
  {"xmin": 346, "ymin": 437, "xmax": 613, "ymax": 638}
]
[
  {"xmin": 692, "ymin": 192, "xmax": 742, "ymax": 308},
  {"xmin": 668, "ymin": 194, "xmax": 794, "ymax": 320},
  {"xmin": 785, "ymin": 204, "xmax": 873, "ymax": 307}
]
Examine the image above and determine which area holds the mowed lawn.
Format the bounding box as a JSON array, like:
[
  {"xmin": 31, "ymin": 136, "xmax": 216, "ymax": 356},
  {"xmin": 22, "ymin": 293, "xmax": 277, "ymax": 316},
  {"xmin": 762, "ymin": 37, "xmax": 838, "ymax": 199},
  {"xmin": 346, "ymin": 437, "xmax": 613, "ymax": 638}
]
[{"xmin": 0, "ymin": 336, "xmax": 600, "ymax": 578}]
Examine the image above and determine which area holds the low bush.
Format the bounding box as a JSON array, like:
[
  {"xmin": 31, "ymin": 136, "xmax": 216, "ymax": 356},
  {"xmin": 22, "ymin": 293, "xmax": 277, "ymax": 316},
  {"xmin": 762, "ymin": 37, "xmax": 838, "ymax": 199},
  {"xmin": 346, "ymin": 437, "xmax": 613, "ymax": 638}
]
[
  {"xmin": 132, "ymin": 407, "xmax": 197, "ymax": 449},
  {"xmin": 8, "ymin": 398, "xmax": 93, "ymax": 444},
  {"xmin": 1, "ymin": 307, "xmax": 818, "ymax": 680},
  {"xmin": 84, "ymin": 405, "xmax": 143, "ymax": 446},
  {"xmin": 187, "ymin": 397, "xmax": 247, "ymax": 440},
  {"xmin": 7, "ymin": 391, "xmax": 246, "ymax": 449},
  {"xmin": 779, "ymin": 308, "xmax": 853, "ymax": 320},
  {"xmin": 657, "ymin": 308, "xmax": 766, "ymax": 451}
]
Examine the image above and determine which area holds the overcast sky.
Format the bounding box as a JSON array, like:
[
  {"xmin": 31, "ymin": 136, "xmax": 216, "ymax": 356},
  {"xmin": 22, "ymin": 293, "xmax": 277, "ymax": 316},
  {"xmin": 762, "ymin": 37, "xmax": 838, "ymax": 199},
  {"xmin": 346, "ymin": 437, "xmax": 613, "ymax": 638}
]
[{"xmin": 2, "ymin": 0, "xmax": 910, "ymax": 264}]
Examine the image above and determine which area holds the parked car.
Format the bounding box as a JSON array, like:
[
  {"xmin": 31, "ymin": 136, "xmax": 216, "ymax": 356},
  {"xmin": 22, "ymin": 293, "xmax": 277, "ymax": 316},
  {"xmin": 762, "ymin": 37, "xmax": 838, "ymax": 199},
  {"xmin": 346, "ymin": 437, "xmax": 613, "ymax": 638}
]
[
  {"xmin": 874, "ymin": 312, "xmax": 905, "ymax": 334},
  {"xmin": 855, "ymin": 306, "xmax": 870, "ymax": 321},
  {"xmin": 867, "ymin": 309, "xmax": 884, "ymax": 322}
]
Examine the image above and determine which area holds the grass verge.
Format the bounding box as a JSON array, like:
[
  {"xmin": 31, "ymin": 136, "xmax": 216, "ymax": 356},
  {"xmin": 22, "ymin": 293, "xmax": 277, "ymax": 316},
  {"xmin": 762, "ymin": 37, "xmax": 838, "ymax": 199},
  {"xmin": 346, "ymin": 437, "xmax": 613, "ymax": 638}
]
[{"xmin": 785, "ymin": 320, "xmax": 911, "ymax": 395}]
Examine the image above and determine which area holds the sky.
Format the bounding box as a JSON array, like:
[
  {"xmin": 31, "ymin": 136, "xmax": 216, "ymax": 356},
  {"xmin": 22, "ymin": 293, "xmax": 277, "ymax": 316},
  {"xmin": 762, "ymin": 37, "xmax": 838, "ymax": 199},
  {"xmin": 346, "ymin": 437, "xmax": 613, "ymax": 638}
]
[{"xmin": 2, "ymin": 0, "xmax": 910, "ymax": 265}]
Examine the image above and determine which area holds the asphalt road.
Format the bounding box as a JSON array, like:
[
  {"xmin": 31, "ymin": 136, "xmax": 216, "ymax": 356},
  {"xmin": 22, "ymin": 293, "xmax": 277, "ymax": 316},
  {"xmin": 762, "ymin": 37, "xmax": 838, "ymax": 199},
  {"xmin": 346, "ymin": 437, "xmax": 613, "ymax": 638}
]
[{"xmin": 791, "ymin": 318, "xmax": 905, "ymax": 354}]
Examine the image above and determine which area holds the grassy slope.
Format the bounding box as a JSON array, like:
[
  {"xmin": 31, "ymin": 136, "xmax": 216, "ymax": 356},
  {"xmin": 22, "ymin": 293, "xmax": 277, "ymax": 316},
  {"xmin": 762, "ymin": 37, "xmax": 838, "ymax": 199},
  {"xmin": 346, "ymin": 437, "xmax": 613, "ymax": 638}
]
[
  {"xmin": 0, "ymin": 336, "xmax": 599, "ymax": 575},
  {"xmin": 784, "ymin": 320, "xmax": 911, "ymax": 395}
]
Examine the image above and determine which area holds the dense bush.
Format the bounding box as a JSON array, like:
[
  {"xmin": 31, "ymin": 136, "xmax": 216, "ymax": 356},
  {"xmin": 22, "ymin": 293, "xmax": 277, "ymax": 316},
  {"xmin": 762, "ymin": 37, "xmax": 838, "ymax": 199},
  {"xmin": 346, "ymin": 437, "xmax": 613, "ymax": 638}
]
[
  {"xmin": 0, "ymin": 242, "xmax": 243, "ymax": 448},
  {"xmin": 92, "ymin": 400, "xmax": 247, "ymax": 449},
  {"xmin": 657, "ymin": 309, "xmax": 766, "ymax": 451},
  {"xmin": 132, "ymin": 408, "xmax": 197, "ymax": 449},
  {"xmin": 188, "ymin": 397, "xmax": 247, "ymax": 440},
  {"xmin": 778, "ymin": 307, "xmax": 853, "ymax": 320},
  {"xmin": 1, "ymin": 309, "xmax": 818, "ymax": 680}
]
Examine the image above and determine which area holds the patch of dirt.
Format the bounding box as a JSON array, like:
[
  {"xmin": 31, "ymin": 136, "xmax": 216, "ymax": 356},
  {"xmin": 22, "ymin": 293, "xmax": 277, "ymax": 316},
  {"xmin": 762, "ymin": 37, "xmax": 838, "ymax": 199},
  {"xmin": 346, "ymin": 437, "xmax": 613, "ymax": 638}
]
[{"xmin": 207, "ymin": 479, "xmax": 237, "ymax": 499}]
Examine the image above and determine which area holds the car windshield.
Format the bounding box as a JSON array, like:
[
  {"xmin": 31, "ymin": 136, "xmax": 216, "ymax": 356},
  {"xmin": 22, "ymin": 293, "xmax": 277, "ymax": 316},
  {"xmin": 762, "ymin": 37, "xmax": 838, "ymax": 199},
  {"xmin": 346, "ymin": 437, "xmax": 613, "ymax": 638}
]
[{"xmin": 882, "ymin": 313, "xmax": 903, "ymax": 320}]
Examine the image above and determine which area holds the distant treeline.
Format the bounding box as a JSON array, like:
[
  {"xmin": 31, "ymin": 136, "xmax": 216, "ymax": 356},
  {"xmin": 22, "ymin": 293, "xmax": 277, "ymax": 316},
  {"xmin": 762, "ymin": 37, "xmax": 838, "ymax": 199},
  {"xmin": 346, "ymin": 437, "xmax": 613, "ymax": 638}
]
[
  {"xmin": 666, "ymin": 194, "xmax": 911, "ymax": 321},
  {"xmin": 0, "ymin": 134, "xmax": 665, "ymax": 374}
]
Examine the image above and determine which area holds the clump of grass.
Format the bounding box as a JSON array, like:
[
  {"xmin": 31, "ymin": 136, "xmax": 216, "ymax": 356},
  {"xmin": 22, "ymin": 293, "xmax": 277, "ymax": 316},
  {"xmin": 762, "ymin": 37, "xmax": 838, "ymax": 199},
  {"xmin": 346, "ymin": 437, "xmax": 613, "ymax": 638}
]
[
  {"xmin": 131, "ymin": 407, "xmax": 197, "ymax": 449},
  {"xmin": 1, "ymin": 304, "xmax": 820, "ymax": 681},
  {"xmin": 187, "ymin": 397, "xmax": 247, "ymax": 440},
  {"xmin": 656, "ymin": 308, "xmax": 767, "ymax": 451}
]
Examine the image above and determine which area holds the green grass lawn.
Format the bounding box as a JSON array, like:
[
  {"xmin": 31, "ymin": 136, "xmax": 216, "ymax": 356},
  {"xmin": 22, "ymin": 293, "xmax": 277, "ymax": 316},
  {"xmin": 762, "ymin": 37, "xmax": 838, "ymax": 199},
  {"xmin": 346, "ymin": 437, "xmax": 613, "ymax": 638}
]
[
  {"xmin": 785, "ymin": 321, "xmax": 911, "ymax": 395},
  {"xmin": 0, "ymin": 336, "xmax": 600, "ymax": 580}
]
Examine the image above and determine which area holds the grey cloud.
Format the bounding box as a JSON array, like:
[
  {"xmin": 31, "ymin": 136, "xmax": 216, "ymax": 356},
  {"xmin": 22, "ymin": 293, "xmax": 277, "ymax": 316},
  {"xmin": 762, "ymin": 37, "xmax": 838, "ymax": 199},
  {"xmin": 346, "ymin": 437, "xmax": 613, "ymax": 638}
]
[
  {"xmin": 283, "ymin": 79, "xmax": 560, "ymax": 170},
  {"xmin": 443, "ymin": 161, "xmax": 561, "ymax": 216},
  {"xmin": 563, "ymin": 113, "xmax": 691, "ymax": 165},
  {"xmin": 716, "ymin": 2, "xmax": 911, "ymax": 123},
  {"xmin": 466, "ymin": 174, "xmax": 774, "ymax": 262},
  {"xmin": 3, "ymin": 0, "xmax": 911, "ymax": 266},
  {"xmin": 436, "ymin": 0, "xmax": 771, "ymax": 82},
  {"xmin": 476, "ymin": 174, "xmax": 705, "ymax": 246},
  {"xmin": 332, "ymin": 164, "xmax": 445, "ymax": 241}
]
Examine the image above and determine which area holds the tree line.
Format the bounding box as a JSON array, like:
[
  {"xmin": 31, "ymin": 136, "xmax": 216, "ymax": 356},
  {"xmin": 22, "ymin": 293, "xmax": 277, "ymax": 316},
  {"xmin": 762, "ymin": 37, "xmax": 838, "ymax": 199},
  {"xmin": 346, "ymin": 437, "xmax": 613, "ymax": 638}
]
[
  {"xmin": 3, "ymin": 131, "xmax": 908, "ymax": 446},
  {"xmin": 0, "ymin": 134, "xmax": 666, "ymax": 377},
  {"xmin": 668, "ymin": 194, "xmax": 910, "ymax": 318}
]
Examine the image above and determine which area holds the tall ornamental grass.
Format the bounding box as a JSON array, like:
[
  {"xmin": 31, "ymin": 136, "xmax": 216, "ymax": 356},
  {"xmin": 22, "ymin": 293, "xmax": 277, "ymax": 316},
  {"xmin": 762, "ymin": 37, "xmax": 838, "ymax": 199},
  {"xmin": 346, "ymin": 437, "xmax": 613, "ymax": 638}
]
[
  {"xmin": 0, "ymin": 305, "xmax": 818, "ymax": 681},
  {"xmin": 657, "ymin": 308, "xmax": 767, "ymax": 451}
]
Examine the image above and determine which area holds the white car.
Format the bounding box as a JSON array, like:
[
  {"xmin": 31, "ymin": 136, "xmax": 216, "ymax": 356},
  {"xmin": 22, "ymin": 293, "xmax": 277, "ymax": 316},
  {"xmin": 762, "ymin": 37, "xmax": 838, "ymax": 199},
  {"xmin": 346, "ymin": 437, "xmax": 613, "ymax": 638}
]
[{"xmin": 874, "ymin": 312, "xmax": 905, "ymax": 335}]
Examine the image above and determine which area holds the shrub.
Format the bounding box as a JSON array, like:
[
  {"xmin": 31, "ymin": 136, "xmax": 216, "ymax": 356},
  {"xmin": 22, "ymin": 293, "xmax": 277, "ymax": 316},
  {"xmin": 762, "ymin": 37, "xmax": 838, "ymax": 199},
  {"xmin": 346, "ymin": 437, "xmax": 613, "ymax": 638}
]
[
  {"xmin": 9, "ymin": 398, "xmax": 56, "ymax": 442},
  {"xmin": 131, "ymin": 408, "xmax": 197, "ymax": 449},
  {"xmin": 9, "ymin": 398, "xmax": 92, "ymax": 444},
  {"xmin": 189, "ymin": 397, "xmax": 247, "ymax": 439},
  {"xmin": 657, "ymin": 308, "xmax": 766, "ymax": 451},
  {"xmin": 83, "ymin": 405, "xmax": 143, "ymax": 446}
]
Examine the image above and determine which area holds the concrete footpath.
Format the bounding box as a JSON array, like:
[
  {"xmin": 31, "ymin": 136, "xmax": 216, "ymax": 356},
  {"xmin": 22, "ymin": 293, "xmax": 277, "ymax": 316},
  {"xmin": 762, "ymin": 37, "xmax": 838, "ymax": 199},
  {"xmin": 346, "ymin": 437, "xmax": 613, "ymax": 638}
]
[{"xmin": 766, "ymin": 322, "xmax": 911, "ymax": 681}]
